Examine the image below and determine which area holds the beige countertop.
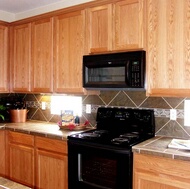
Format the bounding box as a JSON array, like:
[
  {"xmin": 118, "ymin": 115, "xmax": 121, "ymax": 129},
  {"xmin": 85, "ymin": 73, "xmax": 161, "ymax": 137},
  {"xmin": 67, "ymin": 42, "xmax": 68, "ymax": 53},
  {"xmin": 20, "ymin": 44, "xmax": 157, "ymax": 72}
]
[
  {"xmin": 0, "ymin": 120, "xmax": 92, "ymax": 140},
  {"xmin": 132, "ymin": 136, "xmax": 190, "ymax": 161},
  {"xmin": 0, "ymin": 177, "xmax": 31, "ymax": 189}
]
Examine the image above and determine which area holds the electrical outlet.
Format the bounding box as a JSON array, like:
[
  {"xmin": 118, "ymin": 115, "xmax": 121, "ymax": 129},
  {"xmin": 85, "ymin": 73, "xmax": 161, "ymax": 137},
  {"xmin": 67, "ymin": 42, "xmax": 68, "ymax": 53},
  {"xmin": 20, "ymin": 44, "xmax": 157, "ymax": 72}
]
[
  {"xmin": 41, "ymin": 102, "xmax": 46, "ymax": 110},
  {"xmin": 86, "ymin": 104, "xmax": 91, "ymax": 114},
  {"xmin": 170, "ymin": 109, "xmax": 177, "ymax": 120}
]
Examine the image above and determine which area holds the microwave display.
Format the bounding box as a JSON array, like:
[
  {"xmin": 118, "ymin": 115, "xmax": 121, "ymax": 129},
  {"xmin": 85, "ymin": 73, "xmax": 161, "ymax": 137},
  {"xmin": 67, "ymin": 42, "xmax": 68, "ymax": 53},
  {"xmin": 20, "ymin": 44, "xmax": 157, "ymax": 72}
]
[{"xmin": 83, "ymin": 51, "xmax": 145, "ymax": 89}]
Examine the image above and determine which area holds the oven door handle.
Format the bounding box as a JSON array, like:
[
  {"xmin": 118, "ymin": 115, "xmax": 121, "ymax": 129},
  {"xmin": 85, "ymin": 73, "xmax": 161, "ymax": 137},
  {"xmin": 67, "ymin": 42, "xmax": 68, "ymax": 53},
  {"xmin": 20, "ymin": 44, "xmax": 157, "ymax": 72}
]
[{"xmin": 78, "ymin": 154, "xmax": 83, "ymax": 181}]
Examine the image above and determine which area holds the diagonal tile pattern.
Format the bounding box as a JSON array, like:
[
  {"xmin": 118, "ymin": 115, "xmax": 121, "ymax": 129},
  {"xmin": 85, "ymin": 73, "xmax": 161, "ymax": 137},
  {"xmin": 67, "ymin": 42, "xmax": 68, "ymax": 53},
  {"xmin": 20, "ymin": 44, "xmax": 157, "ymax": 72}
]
[{"xmin": 0, "ymin": 91, "xmax": 189, "ymax": 139}]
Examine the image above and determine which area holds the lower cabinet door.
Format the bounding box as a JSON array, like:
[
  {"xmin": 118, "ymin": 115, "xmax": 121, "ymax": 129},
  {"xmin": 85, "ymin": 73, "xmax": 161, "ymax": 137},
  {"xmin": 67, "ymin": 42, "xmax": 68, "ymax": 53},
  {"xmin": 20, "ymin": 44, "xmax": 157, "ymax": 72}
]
[
  {"xmin": 133, "ymin": 153, "xmax": 190, "ymax": 189},
  {"xmin": 36, "ymin": 149, "xmax": 68, "ymax": 189},
  {"xmin": 9, "ymin": 143, "xmax": 35, "ymax": 187}
]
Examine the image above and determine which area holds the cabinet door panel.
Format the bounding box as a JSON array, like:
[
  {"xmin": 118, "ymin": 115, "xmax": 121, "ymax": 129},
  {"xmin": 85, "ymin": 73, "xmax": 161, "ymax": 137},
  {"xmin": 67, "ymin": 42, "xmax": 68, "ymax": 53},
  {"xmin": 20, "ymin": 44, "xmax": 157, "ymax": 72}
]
[
  {"xmin": 35, "ymin": 136, "xmax": 68, "ymax": 189},
  {"xmin": 11, "ymin": 23, "xmax": 31, "ymax": 92},
  {"xmin": 86, "ymin": 0, "xmax": 145, "ymax": 53},
  {"xmin": 54, "ymin": 11, "xmax": 85, "ymax": 93},
  {"xmin": 86, "ymin": 4, "xmax": 113, "ymax": 53},
  {"xmin": 0, "ymin": 24, "xmax": 9, "ymax": 92},
  {"xmin": 114, "ymin": 0, "xmax": 145, "ymax": 50},
  {"xmin": 134, "ymin": 172, "xmax": 186, "ymax": 189},
  {"xmin": 36, "ymin": 150, "xmax": 68, "ymax": 189},
  {"xmin": 9, "ymin": 144, "xmax": 34, "ymax": 187},
  {"xmin": 147, "ymin": 0, "xmax": 190, "ymax": 97},
  {"xmin": 31, "ymin": 18, "xmax": 53, "ymax": 93},
  {"xmin": 133, "ymin": 153, "xmax": 190, "ymax": 189},
  {"xmin": 7, "ymin": 131, "xmax": 34, "ymax": 187}
]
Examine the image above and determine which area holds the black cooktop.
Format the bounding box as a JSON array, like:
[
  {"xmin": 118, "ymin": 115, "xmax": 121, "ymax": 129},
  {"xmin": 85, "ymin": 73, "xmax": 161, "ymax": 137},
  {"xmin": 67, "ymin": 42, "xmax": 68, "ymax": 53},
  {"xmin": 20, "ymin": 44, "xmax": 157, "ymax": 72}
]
[{"xmin": 68, "ymin": 107, "xmax": 155, "ymax": 148}]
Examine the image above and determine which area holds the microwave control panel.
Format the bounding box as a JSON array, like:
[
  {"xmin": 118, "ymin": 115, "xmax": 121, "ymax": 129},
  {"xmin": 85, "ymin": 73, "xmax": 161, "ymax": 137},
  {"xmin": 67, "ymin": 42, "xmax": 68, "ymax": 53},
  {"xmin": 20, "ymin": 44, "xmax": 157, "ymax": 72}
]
[{"xmin": 130, "ymin": 61, "xmax": 142, "ymax": 87}]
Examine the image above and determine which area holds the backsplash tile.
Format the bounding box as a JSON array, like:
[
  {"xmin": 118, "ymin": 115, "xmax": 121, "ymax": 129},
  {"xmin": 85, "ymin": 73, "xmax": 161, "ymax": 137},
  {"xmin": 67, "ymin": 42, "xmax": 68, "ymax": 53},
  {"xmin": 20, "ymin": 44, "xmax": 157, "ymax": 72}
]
[{"xmin": 0, "ymin": 91, "xmax": 189, "ymax": 139}]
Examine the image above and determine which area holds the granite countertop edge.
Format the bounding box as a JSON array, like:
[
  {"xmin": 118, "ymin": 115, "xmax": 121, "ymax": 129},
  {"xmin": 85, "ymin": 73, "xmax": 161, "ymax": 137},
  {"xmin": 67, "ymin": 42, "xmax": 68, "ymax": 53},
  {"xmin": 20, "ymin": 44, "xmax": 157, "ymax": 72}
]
[
  {"xmin": 132, "ymin": 135, "xmax": 190, "ymax": 161},
  {"xmin": 0, "ymin": 120, "xmax": 92, "ymax": 141}
]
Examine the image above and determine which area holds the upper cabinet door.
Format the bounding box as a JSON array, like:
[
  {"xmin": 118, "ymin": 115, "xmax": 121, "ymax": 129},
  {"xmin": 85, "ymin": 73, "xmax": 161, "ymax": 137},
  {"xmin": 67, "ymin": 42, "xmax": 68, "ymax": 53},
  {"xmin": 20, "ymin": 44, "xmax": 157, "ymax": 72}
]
[
  {"xmin": 146, "ymin": 0, "xmax": 190, "ymax": 97},
  {"xmin": 0, "ymin": 24, "xmax": 9, "ymax": 92},
  {"xmin": 86, "ymin": 0, "xmax": 145, "ymax": 54},
  {"xmin": 31, "ymin": 18, "xmax": 53, "ymax": 93},
  {"xmin": 86, "ymin": 4, "xmax": 113, "ymax": 53},
  {"xmin": 53, "ymin": 10, "xmax": 85, "ymax": 93},
  {"xmin": 114, "ymin": 0, "xmax": 145, "ymax": 50},
  {"xmin": 11, "ymin": 23, "xmax": 31, "ymax": 92}
]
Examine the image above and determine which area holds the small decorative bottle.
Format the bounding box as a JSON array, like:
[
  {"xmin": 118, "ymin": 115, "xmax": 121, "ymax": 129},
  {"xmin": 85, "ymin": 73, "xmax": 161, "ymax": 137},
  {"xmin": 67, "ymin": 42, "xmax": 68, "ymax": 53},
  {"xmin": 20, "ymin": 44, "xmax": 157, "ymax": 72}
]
[{"xmin": 74, "ymin": 115, "xmax": 80, "ymax": 125}]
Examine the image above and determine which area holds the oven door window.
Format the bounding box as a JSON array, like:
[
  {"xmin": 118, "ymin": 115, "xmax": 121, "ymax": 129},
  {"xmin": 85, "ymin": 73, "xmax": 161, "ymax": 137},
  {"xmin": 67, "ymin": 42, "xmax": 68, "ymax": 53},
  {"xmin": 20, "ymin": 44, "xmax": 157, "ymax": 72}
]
[{"xmin": 78, "ymin": 154, "xmax": 117, "ymax": 188}]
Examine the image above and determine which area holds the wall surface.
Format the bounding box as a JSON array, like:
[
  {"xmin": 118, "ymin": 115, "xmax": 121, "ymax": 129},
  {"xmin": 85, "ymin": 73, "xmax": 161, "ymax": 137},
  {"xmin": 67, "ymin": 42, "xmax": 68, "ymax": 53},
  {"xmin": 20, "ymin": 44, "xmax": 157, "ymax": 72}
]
[{"xmin": 0, "ymin": 91, "xmax": 189, "ymax": 139}]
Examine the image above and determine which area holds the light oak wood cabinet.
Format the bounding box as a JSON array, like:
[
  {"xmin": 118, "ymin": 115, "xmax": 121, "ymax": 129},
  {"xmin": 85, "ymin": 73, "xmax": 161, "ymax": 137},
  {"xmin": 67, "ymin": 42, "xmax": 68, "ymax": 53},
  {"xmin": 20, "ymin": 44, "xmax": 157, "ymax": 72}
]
[
  {"xmin": 146, "ymin": 0, "xmax": 190, "ymax": 97},
  {"xmin": 10, "ymin": 23, "xmax": 31, "ymax": 92},
  {"xmin": 31, "ymin": 18, "xmax": 53, "ymax": 93},
  {"xmin": 114, "ymin": 0, "xmax": 145, "ymax": 50},
  {"xmin": 6, "ymin": 131, "xmax": 68, "ymax": 189},
  {"xmin": 0, "ymin": 130, "xmax": 6, "ymax": 177},
  {"xmin": 86, "ymin": 4, "xmax": 113, "ymax": 53},
  {"xmin": 53, "ymin": 10, "xmax": 85, "ymax": 94},
  {"xmin": 86, "ymin": 0, "xmax": 145, "ymax": 53},
  {"xmin": 133, "ymin": 153, "xmax": 190, "ymax": 189},
  {"xmin": 7, "ymin": 131, "xmax": 35, "ymax": 188},
  {"xmin": 0, "ymin": 23, "xmax": 9, "ymax": 92},
  {"xmin": 10, "ymin": 11, "xmax": 96, "ymax": 94},
  {"xmin": 10, "ymin": 19, "xmax": 53, "ymax": 93},
  {"xmin": 8, "ymin": 0, "xmax": 146, "ymax": 94},
  {"xmin": 35, "ymin": 136, "xmax": 68, "ymax": 189}
]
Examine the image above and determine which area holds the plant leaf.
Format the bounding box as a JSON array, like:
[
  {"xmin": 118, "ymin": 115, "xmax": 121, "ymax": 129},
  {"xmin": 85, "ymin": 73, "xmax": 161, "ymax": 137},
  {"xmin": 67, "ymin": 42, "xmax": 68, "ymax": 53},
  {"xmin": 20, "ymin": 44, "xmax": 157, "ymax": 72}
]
[{"xmin": 0, "ymin": 114, "xmax": 4, "ymax": 120}]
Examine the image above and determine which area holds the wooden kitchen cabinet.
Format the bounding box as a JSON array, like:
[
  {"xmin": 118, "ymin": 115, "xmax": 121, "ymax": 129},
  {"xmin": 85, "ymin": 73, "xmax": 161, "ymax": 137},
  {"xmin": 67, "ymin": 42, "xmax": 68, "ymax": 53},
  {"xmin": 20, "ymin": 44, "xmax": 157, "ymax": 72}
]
[
  {"xmin": 133, "ymin": 153, "xmax": 190, "ymax": 189},
  {"xmin": 6, "ymin": 131, "xmax": 68, "ymax": 189},
  {"xmin": 35, "ymin": 136, "xmax": 68, "ymax": 189},
  {"xmin": 0, "ymin": 130, "xmax": 6, "ymax": 177},
  {"xmin": 146, "ymin": 0, "xmax": 190, "ymax": 97},
  {"xmin": 53, "ymin": 10, "xmax": 85, "ymax": 93},
  {"xmin": 0, "ymin": 23, "xmax": 9, "ymax": 92},
  {"xmin": 10, "ymin": 23, "xmax": 31, "ymax": 92},
  {"xmin": 10, "ymin": 18, "xmax": 53, "ymax": 93},
  {"xmin": 86, "ymin": 0, "xmax": 146, "ymax": 53},
  {"xmin": 31, "ymin": 18, "xmax": 53, "ymax": 93},
  {"xmin": 86, "ymin": 4, "xmax": 113, "ymax": 53},
  {"xmin": 7, "ymin": 131, "xmax": 35, "ymax": 188},
  {"xmin": 114, "ymin": 0, "xmax": 145, "ymax": 50}
]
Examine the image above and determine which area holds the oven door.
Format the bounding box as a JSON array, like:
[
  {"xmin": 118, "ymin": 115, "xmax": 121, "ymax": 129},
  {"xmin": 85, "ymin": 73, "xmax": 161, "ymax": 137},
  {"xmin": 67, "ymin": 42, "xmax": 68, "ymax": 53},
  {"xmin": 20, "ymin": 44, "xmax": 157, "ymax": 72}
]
[{"xmin": 68, "ymin": 140, "xmax": 133, "ymax": 189}]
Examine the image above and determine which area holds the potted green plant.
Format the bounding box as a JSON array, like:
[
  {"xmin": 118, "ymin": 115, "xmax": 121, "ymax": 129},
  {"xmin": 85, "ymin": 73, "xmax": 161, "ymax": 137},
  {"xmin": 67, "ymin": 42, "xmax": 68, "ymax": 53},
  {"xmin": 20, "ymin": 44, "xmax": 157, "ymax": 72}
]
[{"xmin": 0, "ymin": 104, "xmax": 6, "ymax": 120}]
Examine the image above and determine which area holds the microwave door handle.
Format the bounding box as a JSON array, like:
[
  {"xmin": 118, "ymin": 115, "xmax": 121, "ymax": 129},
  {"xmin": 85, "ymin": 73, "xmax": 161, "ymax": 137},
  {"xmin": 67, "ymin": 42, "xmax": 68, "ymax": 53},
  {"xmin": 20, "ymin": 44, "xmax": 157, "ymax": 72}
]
[{"xmin": 126, "ymin": 61, "xmax": 130, "ymax": 85}]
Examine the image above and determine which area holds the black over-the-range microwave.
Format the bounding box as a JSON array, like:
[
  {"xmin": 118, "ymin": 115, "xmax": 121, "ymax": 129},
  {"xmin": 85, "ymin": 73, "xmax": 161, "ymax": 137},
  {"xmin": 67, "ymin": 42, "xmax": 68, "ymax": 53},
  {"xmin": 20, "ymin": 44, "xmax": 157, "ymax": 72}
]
[{"xmin": 83, "ymin": 50, "xmax": 146, "ymax": 89}]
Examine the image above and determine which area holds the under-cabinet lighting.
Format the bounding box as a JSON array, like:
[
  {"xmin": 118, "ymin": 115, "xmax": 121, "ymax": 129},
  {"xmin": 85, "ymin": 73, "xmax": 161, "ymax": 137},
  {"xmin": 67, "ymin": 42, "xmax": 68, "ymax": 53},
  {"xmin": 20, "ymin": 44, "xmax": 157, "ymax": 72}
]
[{"xmin": 51, "ymin": 96, "xmax": 82, "ymax": 116}]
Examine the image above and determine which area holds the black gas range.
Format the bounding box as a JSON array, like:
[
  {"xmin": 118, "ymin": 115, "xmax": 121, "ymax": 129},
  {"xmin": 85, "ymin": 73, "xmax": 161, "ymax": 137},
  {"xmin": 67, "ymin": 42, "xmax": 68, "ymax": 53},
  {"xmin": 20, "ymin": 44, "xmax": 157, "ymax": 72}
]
[{"xmin": 68, "ymin": 107, "xmax": 155, "ymax": 189}]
